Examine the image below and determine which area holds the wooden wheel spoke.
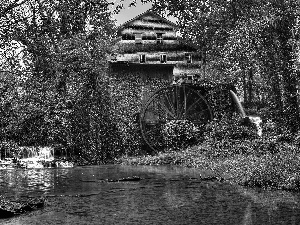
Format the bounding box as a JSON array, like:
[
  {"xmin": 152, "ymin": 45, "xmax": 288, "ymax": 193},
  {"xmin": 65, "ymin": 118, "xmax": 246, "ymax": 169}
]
[
  {"xmin": 145, "ymin": 126, "xmax": 162, "ymax": 136},
  {"xmin": 149, "ymin": 135, "xmax": 164, "ymax": 142},
  {"xmin": 184, "ymin": 88, "xmax": 193, "ymax": 104},
  {"xmin": 157, "ymin": 99, "xmax": 176, "ymax": 119},
  {"xmin": 147, "ymin": 101, "xmax": 172, "ymax": 117},
  {"xmin": 189, "ymin": 108, "xmax": 210, "ymax": 115},
  {"xmin": 187, "ymin": 109, "xmax": 211, "ymax": 120},
  {"xmin": 141, "ymin": 85, "xmax": 212, "ymax": 153},
  {"xmin": 178, "ymin": 88, "xmax": 194, "ymax": 119},
  {"xmin": 177, "ymin": 99, "xmax": 186, "ymax": 119},
  {"xmin": 186, "ymin": 99, "xmax": 208, "ymax": 114},
  {"xmin": 146, "ymin": 106, "xmax": 164, "ymax": 117},
  {"xmin": 148, "ymin": 134, "xmax": 164, "ymax": 144},
  {"xmin": 185, "ymin": 92, "xmax": 197, "ymax": 108},
  {"xmin": 175, "ymin": 87, "xmax": 180, "ymax": 117},
  {"xmin": 165, "ymin": 92, "xmax": 176, "ymax": 116},
  {"xmin": 185, "ymin": 99, "xmax": 201, "ymax": 113}
]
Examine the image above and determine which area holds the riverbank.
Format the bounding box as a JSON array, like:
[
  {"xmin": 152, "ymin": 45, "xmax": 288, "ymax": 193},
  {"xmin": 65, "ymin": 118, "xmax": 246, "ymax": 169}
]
[
  {"xmin": 0, "ymin": 196, "xmax": 45, "ymax": 218},
  {"xmin": 116, "ymin": 139, "xmax": 300, "ymax": 191}
]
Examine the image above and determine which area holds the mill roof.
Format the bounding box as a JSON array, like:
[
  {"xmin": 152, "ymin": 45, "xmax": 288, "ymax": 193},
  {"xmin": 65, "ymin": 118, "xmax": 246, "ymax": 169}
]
[{"xmin": 117, "ymin": 9, "xmax": 178, "ymax": 30}]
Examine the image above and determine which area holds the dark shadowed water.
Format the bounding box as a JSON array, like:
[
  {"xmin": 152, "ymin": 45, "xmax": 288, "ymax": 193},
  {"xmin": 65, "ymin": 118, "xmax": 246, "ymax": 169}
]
[{"xmin": 0, "ymin": 165, "xmax": 300, "ymax": 225}]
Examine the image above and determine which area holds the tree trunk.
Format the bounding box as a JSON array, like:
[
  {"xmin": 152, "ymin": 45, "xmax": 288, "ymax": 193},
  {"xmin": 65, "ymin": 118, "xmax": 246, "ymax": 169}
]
[
  {"xmin": 276, "ymin": 9, "xmax": 300, "ymax": 132},
  {"xmin": 243, "ymin": 70, "xmax": 248, "ymax": 105},
  {"xmin": 248, "ymin": 66, "xmax": 254, "ymax": 107},
  {"xmin": 281, "ymin": 59, "xmax": 300, "ymax": 132}
]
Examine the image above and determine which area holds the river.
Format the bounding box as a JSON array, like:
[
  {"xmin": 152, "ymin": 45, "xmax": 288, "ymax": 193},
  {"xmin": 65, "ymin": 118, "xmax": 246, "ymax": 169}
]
[{"xmin": 0, "ymin": 165, "xmax": 299, "ymax": 225}]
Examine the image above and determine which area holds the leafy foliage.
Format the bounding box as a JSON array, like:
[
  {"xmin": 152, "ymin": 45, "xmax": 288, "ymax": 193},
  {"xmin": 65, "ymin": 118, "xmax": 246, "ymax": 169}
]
[
  {"xmin": 204, "ymin": 116, "xmax": 258, "ymax": 141},
  {"xmin": 113, "ymin": 0, "xmax": 300, "ymax": 191},
  {"xmin": 118, "ymin": 129, "xmax": 300, "ymax": 191},
  {"xmin": 242, "ymin": 149, "xmax": 300, "ymax": 190},
  {"xmin": 151, "ymin": 0, "xmax": 300, "ymax": 133},
  {"xmin": 109, "ymin": 71, "xmax": 170, "ymax": 155},
  {"xmin": 109, "ymin": 72, "xmax": 143, "ymax": 155},
  {"xmin": 162, "ymin": 120, "xmax": 200, "ymax": 150},
  {"xmin": 0, "ymin": 0, "xmax": 122, "ymax": 162}
]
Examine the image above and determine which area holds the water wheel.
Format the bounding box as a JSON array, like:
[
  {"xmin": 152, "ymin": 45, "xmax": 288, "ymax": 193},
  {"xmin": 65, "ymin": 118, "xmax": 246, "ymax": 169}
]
[{"xmin": 140, "ymin": 85, "xmax": 213, "ymax": 152}]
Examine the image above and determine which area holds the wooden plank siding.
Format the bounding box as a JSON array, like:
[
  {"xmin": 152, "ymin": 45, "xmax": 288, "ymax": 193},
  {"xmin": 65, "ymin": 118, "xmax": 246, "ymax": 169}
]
[
  {"xmin": 109, "ymin": 52, "xmax": 202, "ymax": 65},
  {"xmin": 111, "ymin": 10, "xmax": 201, "ymax": 67}
]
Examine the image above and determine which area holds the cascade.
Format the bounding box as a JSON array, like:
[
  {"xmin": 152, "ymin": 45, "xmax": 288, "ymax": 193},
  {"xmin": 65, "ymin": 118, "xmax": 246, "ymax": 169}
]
[
  {"xmin": 229, "ymin": 90, "xmax": 246, "ymax": 117},
  {"xmin": 229, "ymin": 90, "xmax": 262, "ymax": 137}
]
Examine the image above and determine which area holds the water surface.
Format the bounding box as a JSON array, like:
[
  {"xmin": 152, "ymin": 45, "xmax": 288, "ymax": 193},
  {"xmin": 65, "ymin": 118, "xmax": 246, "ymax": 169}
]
[{"xmin": 0, "ymin": 165, "xmax": 300, "ymax": 225}]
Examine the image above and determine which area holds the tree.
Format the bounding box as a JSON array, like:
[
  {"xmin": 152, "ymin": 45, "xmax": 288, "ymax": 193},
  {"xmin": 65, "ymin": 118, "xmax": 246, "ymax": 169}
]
[
  {"xmin": 150, "ymin": 0, "xmax": 300, "ymax": 132},
  {"xmin": 0, "ymin": 0, "xmax": 120, "ymax": 162}
]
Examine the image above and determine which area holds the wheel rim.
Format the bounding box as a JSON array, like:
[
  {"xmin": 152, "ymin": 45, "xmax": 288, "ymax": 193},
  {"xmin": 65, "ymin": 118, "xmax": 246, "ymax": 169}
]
[{"xmin": 140, "ymin": 85, "xmax": 213, "ymax": 152}]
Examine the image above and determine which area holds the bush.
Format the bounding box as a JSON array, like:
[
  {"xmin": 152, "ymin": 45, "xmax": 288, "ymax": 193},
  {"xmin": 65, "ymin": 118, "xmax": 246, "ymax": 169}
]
[
  {"xmin": 243, "ymin": 148, "xmax": 300, "ymax": 190},
  {"xmin": 262, "ymin": 119, "xmax": 296, "ymax": 144},
  {"xmin": 202, "ymin": 116, "xmax": 259, "ymax": 158},
  {"xmin": 204, "ymin": 116, "xmax": 259, "ymax": 142},
  {"xmin": 162, "ymin": 120, "xmax": 202, "ymax": 150},
  {"xmin": 199, "ymin": 116, "xmax": 293, "ymax": 158},
  {"xmin": 251, "ymin": 139, "xmax": 282, "ymax": 155}
]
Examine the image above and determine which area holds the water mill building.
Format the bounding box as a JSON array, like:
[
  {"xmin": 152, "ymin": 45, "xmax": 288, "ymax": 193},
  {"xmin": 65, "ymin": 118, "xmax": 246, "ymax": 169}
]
[{"xmin": 108, "ymin": 10, "xmax": 205, "ymax": 152}]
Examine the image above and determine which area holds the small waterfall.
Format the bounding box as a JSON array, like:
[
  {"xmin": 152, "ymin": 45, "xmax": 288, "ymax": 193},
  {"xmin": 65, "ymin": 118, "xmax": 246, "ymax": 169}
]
[
  {"xmin": 38, "ymin": 147, "xmax": 54, "ymax": 160},
  {"xmin": 248, "ymin": 116, "xmax": 262, "ymax": 137},
  {"xmin": 26, "ymin": 147, "xmax": 38, "ymax": 158},
  {"xmin": 229, "ymin": 90, "xmax": 262, "ymax": 137},
  {"xmin": 229, "ymin": 90, "xmax": 246, "ymax": 117},
  {"xmin": 20, "ymin": 146, "xmax": 54, "ymax": 160}
]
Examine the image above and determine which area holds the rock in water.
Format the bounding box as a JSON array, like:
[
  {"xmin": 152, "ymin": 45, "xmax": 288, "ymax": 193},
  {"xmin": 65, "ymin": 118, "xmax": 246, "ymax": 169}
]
[
  {"xmin": 0, "ymin": 197, "xmax": 45, "ymax": 219},
  {"xmin": 0, "ymin": 207, "xmax": 15, "ymax": 219},
  {"xmin": 241, "ymin": 116, "xmax": 263, "ymax": 137},
  {"xmin": 106, "ymin": 176, "xmax": 141, "ymax": 182}
]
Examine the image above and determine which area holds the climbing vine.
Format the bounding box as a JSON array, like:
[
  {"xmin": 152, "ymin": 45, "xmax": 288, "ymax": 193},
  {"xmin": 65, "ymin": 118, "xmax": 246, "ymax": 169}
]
[{"xmin": 109, "ymin": 70, "xmax": 170, "ymax": 155}]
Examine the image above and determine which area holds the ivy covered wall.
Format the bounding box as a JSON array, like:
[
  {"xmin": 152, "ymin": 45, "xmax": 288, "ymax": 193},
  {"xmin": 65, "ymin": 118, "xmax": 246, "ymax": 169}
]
[{"xmin": 109, "ymin": 64, "xmax": 172, "ymax": 154}]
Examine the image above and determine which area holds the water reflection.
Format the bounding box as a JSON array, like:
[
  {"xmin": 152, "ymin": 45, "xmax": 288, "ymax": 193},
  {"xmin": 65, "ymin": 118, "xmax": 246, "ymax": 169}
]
[
  {"xmin": 0, "ymin": 165, "xmax": 300, "ymax": 225},
  {"xmin": 0, "ymin": 168, "xmax": 72, "ymax": 197}
]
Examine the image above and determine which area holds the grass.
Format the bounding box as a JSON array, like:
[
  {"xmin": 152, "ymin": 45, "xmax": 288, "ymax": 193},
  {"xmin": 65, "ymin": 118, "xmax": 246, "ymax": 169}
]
[
  {"xmin": 117, "ymin": 142, "xmax": 300, "ymax": 191},
  {"xmin": 116, "ymin": 117, "xmax": 300, "ymax": 192}
]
